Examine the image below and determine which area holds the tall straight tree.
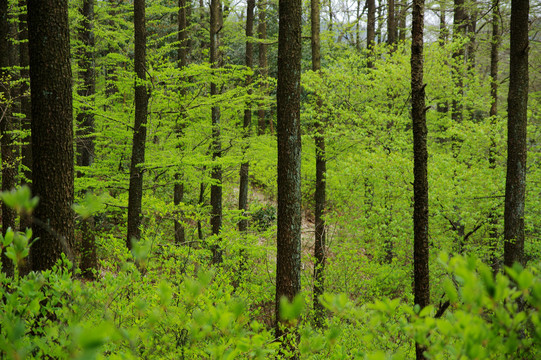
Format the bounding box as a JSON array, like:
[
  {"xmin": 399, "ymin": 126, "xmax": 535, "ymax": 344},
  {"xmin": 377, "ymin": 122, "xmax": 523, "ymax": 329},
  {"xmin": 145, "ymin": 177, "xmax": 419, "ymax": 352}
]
[
  {"xmin": 210, "ymin": 0, "xmax": 223, "ymax": 264},
  {"xmin": 504, "ymin": 0, "xmax": 529, "ymax": 267},
  {"xmin": 127, "ymin": 0, "xmax": 149, "ymax": 249},
  {"xmin": 174, "ymin": 0, "xmax": 189, "ymax": 245},
  {"xmin": 257, "ymin": 0, "xmax": 268, "ymax": 135},
  {"xmin": 0, "ymin": 0, "xmax": 14, "ymax": 276},
  {"xmin": 311, "ymin": 0, "xmax": 326, "ymax": 328},
  {"xmin": 239, "ymin": 0, "xmax": 255, "ymax": 233},
  {"xmin": 77, "ymin": 0, "xmax": 97, "ymax": 279},
  {"xmin": 28, "ymin": 0, "xmax": 75, "ymax": 271},
  {"xmin": 366, "ymin": 0, "xmax": 375, "ymax": 68},
  {"xmin": 387, "ymin": 0, "xmax": 397, "ymax": 45},
  {"xmin": 451, "ymin": 0, "xmax": 466, "ymax": 122},
  {"xmin": 411, "ymin": 0, "xmax": 429, "ymax": 357},
  {"xmin": 19, "ymin": 0, "xmax": 32, "ymax": 233},
  {"xmin": 276, "ymin": 0, "xmax": 302, "ymax": 354}
]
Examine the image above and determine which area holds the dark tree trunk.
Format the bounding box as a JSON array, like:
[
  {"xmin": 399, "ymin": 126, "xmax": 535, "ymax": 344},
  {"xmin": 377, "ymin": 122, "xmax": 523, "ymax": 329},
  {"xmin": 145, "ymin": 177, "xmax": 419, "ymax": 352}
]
[
  {"xmin": 387, "ymin": 0, "xmax": 397, "ymax": 46},
  {"xmin": 451, "ymin": 0, "xmax": 466, "ymax": 123},
  {"xmin": 366, "ymin": 0, "xmax": 375, "ymax": 67},
  {"xmin": 275, "ymin": 0, "xmax": 302, "ymax": 355},
  {"xmin": 127, "ymin": 0, "xmax": 149, "ymax": 249},
  {"xmin": 438, "ymin": 0, "xmax": 447, "ymax": 45},
  {"xmin": 504, "ymin": 0, "xmax": 528, "ymax": 268},
  {"xmin": 398, "ymin": 0, "xmax": 407, "ymax": 42},
  {"xmin": 488, "ymin": 0, "xmax": 500, "ymax": 272},
  {"xmin": 411, "ymin": 0, "xmax": 429, "ymax": 357},
  {"xmin": 257, "ymin": 0, "xmax": 268, "ymax": 135},
  {"xmin": 77, "ymin": 0, "xmax": 97, "ymax": 279},
  {"xmin": 0, "ymin": 0, "xmax": 14, "ymax": 276},
  {"xmin": 28, "ymin": 0, "xmax": 75, "ymax": 271},
  {"xmin": 376, "ymin": 1, "xmax": 383, "ymax": 44},
  {"xmin": 210, "ymin": 0, "xmax": 223, "ymax": 264},
  {"xmin": 311, "ymin": 0, "xmax": 326, "ymax": 328},
  {"xmin": 19, "ymin": 1, "xmax": 31, "ymax": 219},
  {"xmin": 239, "ymin": 0, "xmax": 255, "ymax": 233},
  {"xmin": 466, "ymin": 1, "xmax": 477, "ymax": 70},
  {"xmin": 174, "ymin": 0, "xmax": 189, "ymax": 245}
]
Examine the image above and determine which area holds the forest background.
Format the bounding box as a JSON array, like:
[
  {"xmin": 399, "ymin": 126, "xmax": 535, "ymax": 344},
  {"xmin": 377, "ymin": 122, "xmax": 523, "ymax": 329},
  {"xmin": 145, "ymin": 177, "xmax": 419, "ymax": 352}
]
[{"xmin": 0, "ymin": 0, "xmax": 541, "ymax": 358}]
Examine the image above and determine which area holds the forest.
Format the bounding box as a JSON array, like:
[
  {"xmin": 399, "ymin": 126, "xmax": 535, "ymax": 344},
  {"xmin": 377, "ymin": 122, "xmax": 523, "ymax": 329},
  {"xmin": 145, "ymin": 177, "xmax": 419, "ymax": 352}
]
[{"xmin": 0, "ymin": 0, "xmax": 540, "ymax": 358}]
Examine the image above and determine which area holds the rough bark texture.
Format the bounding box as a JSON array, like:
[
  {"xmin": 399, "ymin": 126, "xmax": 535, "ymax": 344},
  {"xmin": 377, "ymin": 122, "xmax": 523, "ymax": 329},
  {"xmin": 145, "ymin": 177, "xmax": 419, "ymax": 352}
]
[
  {"xmin": 174, "ymin": 0, "xmax": 189, "ymax": 245},
  {"xmin": 398, "ymin": 0, "xmax": 407, "ymax": 42},
  {"xmin": 210, "ymin": 0, "xmax": 223, "ymax": 264},
  {"xmin": 367, "ymin": 0, "xmax": 375, "ymax": 68},
  {"xmin": 239, "ymin": 0, "xmax": 255, "ymax": 233},
  {"xmin": 127, "ymin": 0, "xmax": 149, "ymax": 249},
  {"xmin": 19, "ymin": 0, "xmax": 32, "ymax": 237},
  {"xmin": 411, "ymin": 0, "xmax": 429, "ymax": 357},
  {"xmin": 489, "ymin": 0, "xmax": 499, "ymax": 118},
  {"xmin": 504, "ymin": 0, "xmax": 528, "ymax": 268},
  {"xmin": 257, "ymin": 0, "xmax": 268, "ymax": 135},
  {"xmin": 387, "ymin": 0, "xmax": 397, "ymax": 45},
  {"xmin": 311, "ymin": 0, "xmax": 326, "ymax": 329},
  {"xmin": 452, "ymin": 0, "xmax": 466, "ymax": 123},
  {"xmin": 77, "ymin": 0, "xmax": 97, "ymax": 279},
  {"xmin": 276, "ymin": 0, "xmax": 302, "ymax": 354},
  {"xmin": 0, "ymin": 0, "xmax": 14, "ymax": 276},
  {"xmin": 28, "ymin": 0, "xmax": 75, "ymax": 271}
]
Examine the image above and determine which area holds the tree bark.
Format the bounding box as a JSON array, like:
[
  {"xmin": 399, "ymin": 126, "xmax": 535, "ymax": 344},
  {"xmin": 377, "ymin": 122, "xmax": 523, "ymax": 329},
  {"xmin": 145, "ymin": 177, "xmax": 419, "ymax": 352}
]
[
  {"xmin": 127, "ymin": 0, "xmax": 149, "ymax": 249},
  {"xmin": 239, "ymin": 0, "xmax": 255, "ymax": 233},
  {"xmin": 387, "ymin": 0, "xmax": 397, "ymax": 46},
  {"xmin": 174, "ymin": 0, "xmax": 189, "ymax": 245},
  {"xmin": 398, "ymin": 0, "xmax": 407, "ymax": 42},
  {"xmin": 276, "ymin": 0, "xmax": 302, "ymax": 354},
  {"xmin": 504, "ymin": 0, "xmax": 528, "ymax": 268},
  {"xmin": 366, "ymin": 0, "xmax": 375, "ymax": 68},
  {"xmin": 257, "ymin": 0, "xmax": 268, "ymax": 135},
  {"xmin": 210, "ymin": 0, "xmax": 223, "ymax": 264},
  {"xmin": 311, "ymin": 0, "xmax": 326, "ymax": 328},
  {"xmin": 452, "ymin": 0, "xmax": 466, "ymax": 123},
  {"xmin": 28, "ymin": 0, "xmax": 75, "ymax": 271},
  {"xmin": 411, "ymin": 0, "xmax": 429, "ymax": 357},
  {"xmin": 0, "ymin": 0, "xmax": 15, "ymax": 276},
  {"xmin": 77, "ymin": 0, "xmax": 97, "ymax": 279}
]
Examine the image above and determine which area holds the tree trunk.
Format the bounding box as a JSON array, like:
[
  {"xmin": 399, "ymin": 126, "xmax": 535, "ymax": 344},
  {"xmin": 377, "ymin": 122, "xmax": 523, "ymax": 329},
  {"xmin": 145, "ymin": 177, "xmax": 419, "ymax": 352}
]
[
  {"xmin": 387, "ymin": 0, "xmax": 397, "ymax": 46},
  {"xmin": 411, "ymin": 0, "xmax": 429, "ymax": 357},
  {"xmin": 451, "ymin": 0, "xmax": 466, "ymax": 123},
  {"xmin": 0, "ymin": 0, "xmax": 15, "ymax": 276},
  {"xmin": 174, "ymin": 0, "xmax": 189, "ymax": 245},
  {"xmin": 77, "ymin": 0, "xmax": 97, "ymax": 279},
  {"xmin": 311, "ymin": 0, "xmax": 326, "ymax": 329},
  {"xmin": 210, "ymin": 0, "xmax": 223, "ymax": 264},
  {"xmin": 18, "ymin": 2, "xmax": 32, "ymax": 259},
  {"xmin": 127, "ymin": 0, "xmax": 149, "ymax": 249},
  {"xmin": 276, "ymin": 0, "xmax": 302, "ymax": 355},
  {"xmin": 28, "ymin": 0, "xmax": 75, "ymax": 271},
  {"xmin": 239, "ymin": 0, "xmax": 255, "ymax": 233},
  {"xmin": 257, "ymin": 0, "xmax": 268, "ymax": 135},
  {"xmin": 366, "ymin": 0, "xmax": 375, "ymax": 68},
  {"xmin": 504, "ymin": 0, "xmax": 528, "ymax": 268},
  {"xmin": 398, "ymin": 0, "xmax": 407, "ymax": 42}
]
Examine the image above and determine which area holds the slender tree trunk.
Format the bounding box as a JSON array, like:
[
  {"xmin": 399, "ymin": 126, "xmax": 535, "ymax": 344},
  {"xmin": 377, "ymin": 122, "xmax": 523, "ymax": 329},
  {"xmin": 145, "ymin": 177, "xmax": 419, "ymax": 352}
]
[
  {"xmin": 239, "ymin": 0, "xmax": 255, "ymax": 233},
  {"xmin": 257, "ymin": 0, "xmax": 268, "ymax": 135},
  {"xmin": 210, "ymin": 0, "xmax": 223, "ymax": 264},
  {"xmin": 438, "ymin": 0, "xmax": 447, "ymax": 45},
  {"xmin": 367, "ymin": 0, "xmax": 375, "ymax": 68},
  {"xmin": 504, "ymin": 0, "xmax": 529, "ymax": 268},
  {"xmin": 311, "ymin": 0, "xmax": 326, "ymax": 328},
  {"xmin": 276, "ymin": 0, "xmax": 302, "ymax": 355},
  {"xmin": 452, "ymin": 0, "xmax": 466, "ymax": 123},
  {"xmin": 0, "ymin": 0, "xmax": 14, "ymax": 276},
  {"xmin": 18, "ymin": 1, "xmax": 32, "ymax": 248},
  {"xmin": 174, "ymin": 0, "xmax": 189, "ymax": 245},
  {"xmin": 28, "ymin": 0, "xmax": 75, "ymax": 271},
  {"xmin": 488, "ymin": 0, "xmax": 500, "ymax": 272},
  {"xmin": 376, "ymin": 2, "xmax": 383, "ymax": 44},
  {"xmin": 77, "ymin": 0, "xmax": 97, "ymax": 279},
  {"xmin": 387, "ymin": 0, "xmax": 397, "ymax": 45},
  {"xmin": 411, "ymin": 0, "xmax": 429, "ymax": 357},
  {"xmin": 127, "ymin": 0, "xmax": 149, "ymax": 249},
  {"xmin": 398, "ymin": 0, "xmax": 407, "ymax": 42},
  {"xmin": 356, "ymin": 0, "xmax": 361, "ymax": 50},
  {"xmin": 466, "ymin": 1, "xmax": 477, "ymax": 70}
]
